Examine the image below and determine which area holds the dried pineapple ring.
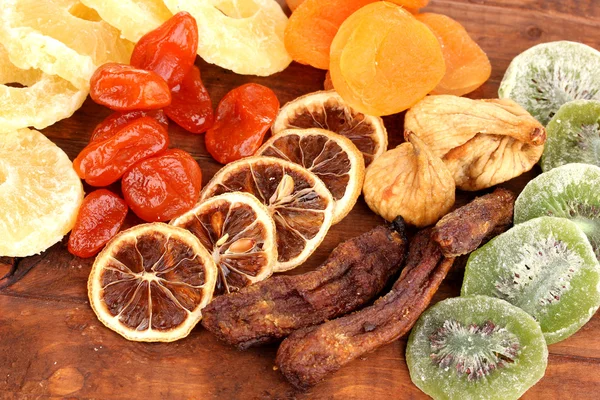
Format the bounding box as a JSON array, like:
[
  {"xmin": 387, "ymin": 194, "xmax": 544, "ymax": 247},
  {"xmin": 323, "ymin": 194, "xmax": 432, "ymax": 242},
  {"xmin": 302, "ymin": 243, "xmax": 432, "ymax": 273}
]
[
  {"xmin": 0, "ymin": 0, "xmax": 133, "ymax": 89},
  {"xmin": 80, "ymin": 0, "xmax": 172, "ymax": 42},
  {"xmin": 163, "ymin": 0, "xmax": 291, "ymax": 76},
  {"xmin": 0, "ymin": 44, "xmax": 87, "ymax": 132}
]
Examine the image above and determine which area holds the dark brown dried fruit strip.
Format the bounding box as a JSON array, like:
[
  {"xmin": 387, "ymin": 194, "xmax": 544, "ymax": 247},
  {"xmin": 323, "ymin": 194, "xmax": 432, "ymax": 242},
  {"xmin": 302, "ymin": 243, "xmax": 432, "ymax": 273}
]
[{"xmin": 201, "ymin": 218, "xmax": 408, "ymax": 349}]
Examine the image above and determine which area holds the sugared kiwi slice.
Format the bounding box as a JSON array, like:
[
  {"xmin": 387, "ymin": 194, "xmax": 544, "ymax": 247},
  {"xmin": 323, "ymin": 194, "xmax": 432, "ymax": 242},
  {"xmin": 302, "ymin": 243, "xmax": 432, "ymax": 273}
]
[
  {"xmin": 462, "ymin": 216, "xmax": 600, "ymax": 344},
  {"xmin": 541, "ymin": 100, "xmax": 600, "ymax": 171},
  {"xmin": 514, "ymin": 163, "xmax": 600, "ymax": 259},
  {"xmin": 406, "ymin": 296, "xmax": 548, "ymax": 400},
  {"xmin": 499, "ymin": 41, "xmax": 600, "ymax": 126}
]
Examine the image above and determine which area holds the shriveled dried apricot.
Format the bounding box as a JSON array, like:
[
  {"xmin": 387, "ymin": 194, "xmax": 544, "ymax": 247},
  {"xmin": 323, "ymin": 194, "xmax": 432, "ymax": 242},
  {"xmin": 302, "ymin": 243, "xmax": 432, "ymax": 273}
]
[
  {"xmin": 416, "ymin": 13, "xmax": 491, "ymax": 96},
  {"xmin": 387, "ymin": 0, "xmax": 429, "ymax": 9},
  {"xmin": 285, "ymin": 0, "xmax": 377, "ymax": 70},
  {"xmin": 90, "ymin": 110, "xmax": 169, "ymax": 143},
  {"xmin": 122, "ymin": 149, "xmax": 202, "ymax": 222},
  {"xmin": 330, "ymin": 3, "xmax": 445, "ymax": 116}
]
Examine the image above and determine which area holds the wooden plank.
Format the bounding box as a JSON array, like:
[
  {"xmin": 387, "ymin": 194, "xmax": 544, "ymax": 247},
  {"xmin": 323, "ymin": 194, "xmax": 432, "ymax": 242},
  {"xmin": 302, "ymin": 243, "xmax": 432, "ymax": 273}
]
[{"xmin": 2, "ymin": 0, "xmax": 600, "ymax": 398}]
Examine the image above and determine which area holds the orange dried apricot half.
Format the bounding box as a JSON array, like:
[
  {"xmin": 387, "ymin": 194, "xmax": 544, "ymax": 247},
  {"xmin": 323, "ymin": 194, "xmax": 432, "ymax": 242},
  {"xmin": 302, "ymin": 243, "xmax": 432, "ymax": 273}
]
[
  {"xmin": 284, "ymin": 0, "xmax": 377, "ymax": 70},
  {"xmin": 416, "ymin": 13, "xmax": 491, "ymax": 96},
  {"xmin": 329, "ymin": 2, "xmax": 445, "ymax": 116}
]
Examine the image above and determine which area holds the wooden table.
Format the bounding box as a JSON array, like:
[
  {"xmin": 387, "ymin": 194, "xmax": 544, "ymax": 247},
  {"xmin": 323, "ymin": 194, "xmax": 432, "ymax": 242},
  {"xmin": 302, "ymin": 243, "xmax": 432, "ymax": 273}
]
[{"xmin": 2, "ymin": 1, "xmax": 600, "ymax": 398}]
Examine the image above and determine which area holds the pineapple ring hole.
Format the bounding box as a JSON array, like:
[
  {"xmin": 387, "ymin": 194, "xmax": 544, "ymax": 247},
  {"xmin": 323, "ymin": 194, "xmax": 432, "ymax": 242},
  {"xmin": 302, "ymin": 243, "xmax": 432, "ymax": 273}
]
[
  {"xmin": 213, "ymin": 0, "xmax": 260, "ymax": 19},
  {"xmin": 68, "ymin": 3, "xmax": 103, "ymax": 22}
]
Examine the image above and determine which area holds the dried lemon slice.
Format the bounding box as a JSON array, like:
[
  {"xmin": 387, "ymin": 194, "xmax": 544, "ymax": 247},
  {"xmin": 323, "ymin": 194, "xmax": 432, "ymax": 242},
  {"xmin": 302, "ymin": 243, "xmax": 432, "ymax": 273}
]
[
  {"xmin": 0, "ymin": 0, "xmax": 134, "ymax": 89},
  {"xmin": 163, "ymin": 0, "xmax": 291, "ymax": 76},
  {"xmin": 272, "ymin": 90, "xmax": 388, "ymax": 167},
  {"xmin": 0, "ymin": 128, "xmax": 84, "ymax": 257},
  {"xmin": 88, "ymin": 223, "xmax": 218, "ymax": 342},
  {"xmin": 0, "ymin": 44, "xmax": 87, "ymax": 132},
  {"xmin": 199, "ymin": 157, "xmax": 334, "ymax": 272},
  {"xmin": 171, "ymin": 192, "xmax": 277, "ymax": 295},
  {"xmin": 256, "ymin": 128, "xmax": 365, "ymax": 224},
  {"xmin": 80, "ymin": 0, "xmax": 172, "ymax": 42}
]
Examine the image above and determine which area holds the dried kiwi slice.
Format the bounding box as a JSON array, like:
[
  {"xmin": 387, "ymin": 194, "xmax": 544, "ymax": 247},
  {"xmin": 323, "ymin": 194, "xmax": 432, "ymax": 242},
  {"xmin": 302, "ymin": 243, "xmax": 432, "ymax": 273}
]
[
  {"xmin": 514, "ymin": 163, "xmax": 600, "ymax": 260},
  {"xmin": 462, "ymin": 216, "xmax": 600, "ymax": 344},
  {"xmin": 499, "ymin": 41, "xmax": 600, "ymax": 126},
  {"xmin": 541, "ymin": 100, "xmax": 600, "ymax": 171},
  {"xmin": 406, "ymin": 296, "xmax": 548, "ymax": 400}
]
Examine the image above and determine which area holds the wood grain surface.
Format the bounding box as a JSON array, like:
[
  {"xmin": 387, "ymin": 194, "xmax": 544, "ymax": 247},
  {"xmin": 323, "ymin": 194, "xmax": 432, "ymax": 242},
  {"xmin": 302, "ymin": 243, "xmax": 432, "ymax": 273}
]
[{"xmin": 2, "ymin": 1, "xmax": 600, "ymax": 398}]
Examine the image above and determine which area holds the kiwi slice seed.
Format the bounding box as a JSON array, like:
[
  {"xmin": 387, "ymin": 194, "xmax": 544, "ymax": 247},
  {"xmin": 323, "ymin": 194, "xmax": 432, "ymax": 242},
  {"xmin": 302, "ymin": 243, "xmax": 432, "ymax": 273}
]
[{"xmin": 406, "ymin": 296, "xmax": 548, "ymax": 400}]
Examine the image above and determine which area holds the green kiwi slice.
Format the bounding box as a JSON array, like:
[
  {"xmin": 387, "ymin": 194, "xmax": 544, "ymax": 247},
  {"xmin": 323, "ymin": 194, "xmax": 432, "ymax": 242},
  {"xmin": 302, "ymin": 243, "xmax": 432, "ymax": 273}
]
[
  {"xmin": 499, "ymin": 41, "xmax": 600, "ymax": 126},
  {"xmin": 514, "ymin": 163, "xmax": 600, "ymax": 259},
  {"xmin": 462, "ymin": 216, "xmax": 600, "ymax": 344},
  {"xmin": 541, "ymin": 100, "xmax": 600, "ymax": 171},
  {"xmin": 406, "ymin": 296, "xmax": 548, "ymax": 400}
]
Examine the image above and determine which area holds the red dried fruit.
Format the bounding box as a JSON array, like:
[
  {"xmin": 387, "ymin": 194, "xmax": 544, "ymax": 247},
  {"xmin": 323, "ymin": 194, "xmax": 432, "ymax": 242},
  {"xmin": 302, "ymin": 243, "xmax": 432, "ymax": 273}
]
[
  {"xmin": 164, "ymin": 65, "xmax": 214, "ymax": 134},
  {"xmin": 90, "ymin": 63, "xmax": 172, "ymax": 110},
  {"xmin": 130, "ymin": 11, "xmax": 199, "ymax": 88},
  {"xmin": 68, "ymin": 189, "xmax": 128, "ymax": 258},
  {"xmin": 90, "ymin": 109, "xmax": 169, "ymax": 143},
  {"xmin": 205, "ymin": 83, "xmax": 279, "ymax": 164},
  {"xmin": 74, "ymin": 116, "xmax": 169, "ymax": 187},
  {"xmin": 122, "ymin": 149, "xmax": 202, "ymax": 222}
]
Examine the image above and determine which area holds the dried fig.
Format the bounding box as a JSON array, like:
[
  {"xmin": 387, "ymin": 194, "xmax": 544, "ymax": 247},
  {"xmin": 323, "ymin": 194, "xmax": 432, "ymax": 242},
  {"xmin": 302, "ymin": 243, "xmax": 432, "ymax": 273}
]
[
  {"xmin": 363, "ymin": 132, "xmax": 455, "ymax": 227},
  {"xmin": 404, "ymin": 95, "xmax": 546, "ymax": 190}
]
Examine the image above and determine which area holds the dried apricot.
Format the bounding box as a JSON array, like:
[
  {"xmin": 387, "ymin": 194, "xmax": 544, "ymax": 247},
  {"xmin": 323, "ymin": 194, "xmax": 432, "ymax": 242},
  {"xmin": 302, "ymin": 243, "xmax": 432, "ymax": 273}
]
[
  {"xmin": 286, "ymin": 0, "xmax": 305, "ymax": 11},
  {"xmin": 284, "ymin": 0, "xmax": 377, "ymax": 70},
  {"xmin": 90, "ymin": 110, "xmax": 169, "ymax": 143},
  {"xmin": 330, "ymin": 2, "xmax": 445, "ymax": 116},
  {"xmin": 416, "ymin": 13, "xmax": 491, "ymax": 96},
  {"xmin": 388, "ymin": 0, "xmax": 429, "ymax": 9},
  {"xmin": 90, "ymin": 63, "xmax": 171, "ymax": 110},
  {"xmin": 68, "ymin": 189, "xmax": 128, "ymax": 258},
  {"xmin": 122, "ymin": 149, "xmax": 202, "ymax": 222},
  {"xmin": 164, "ymin": 66, "xmax": 214, "ymax": 134},
  {"xmin": 130, "ymin": 11, "xmax": 198, "ymax": 88},
  {"xmin": 74, "ymin": 116, "xmax": 169, "ymax": 186},
  {"xmin": 205, "ymin": 83, "xmax": 279, "ymax": 164}
]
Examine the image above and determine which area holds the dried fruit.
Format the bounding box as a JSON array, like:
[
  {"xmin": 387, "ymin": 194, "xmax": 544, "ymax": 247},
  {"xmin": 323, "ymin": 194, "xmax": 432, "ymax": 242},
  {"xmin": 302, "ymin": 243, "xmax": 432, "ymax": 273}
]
[
  {"xmin": 199, "ymin": 156, "xmax": 334, "ymax": 272},
  {"xmin": 405, "ymin": 95, "xmax": 546, "ymax": 190},
  {"xmin": 171, "ymin": 192, "xmax": 277, "ymax": 295},
  {"xmin": 272, "ymin": 90, "xmax": 388, "ymax": 167},
  {"xmin": 90, "ymin": 63, "xmax": 172, "ymax": 110},
  {"xmin": 0, "ymin": 43, "xmax": 87, "ymax": 132},
  {"xmin": 0, "ymin": 128, "xmax": 84, "ymax": 257},
  {"xmin": 0, "ymin": 0, "xmax": 133, "ymax": 89},
  {"xmin": 542, "ymin": 100, "xmax": 600, "ymax": 171},
  {"xmin": 323, "ymin": 71, "xmax": 333, "ymax": 90},
  {"xmin": 256, "ymin": 128, "xmax": 365, "ymax": 224},
  {"xmin": 363, "ymin": 132, "xmax": 455, "ymax": 227},
  {"xmin": 388, "ymin": 0, "xmax": 429, "ymax": 9},
  {"xmin": 329, "ymin": 2, "xmax": 445, "ymax": 116},
  {"xmin": 122, "ymin": 149, "xmax": 202, "ymax": 222},
  {"xmin": 164, "ymin": 66, "xmax": 214, "ymax": 134},
  {"xmin": 462, "ymin": 217, "xmax": 600, "ymax": 344},
  {"xmin": 416, "ymin": 13, "xmax": 491, "ymax": 96},
  {"xmin": 406, "ymin": 296, "xmax": 548, "ymax": 400},
  {"xmin": 205, "ymin": 83, "xmax": 279, "ymax": 164},
  {"xmin": 284, "ymin": 0, "xmax": 377, "ymax": 70},
  {"xmin": 130, "ymin": 11, "xmax": 198, "ymax": 88},
  {"xmin": 68, "ymin": 189, "xmax": 128, "ymax": 258},
  {"xmin": 514, "ymin": 163, "xmax": 600, "ymax": 260},
  {"xmin": 74, "ymin": 116, "xmax": 169, "ymax": 187},
  {"xmin": 80, "ymin": 0, "xmax": 172, "ymax": 42},
  {"xmin": 90, "ymin": 109, "xmax": 169, "ymax": 143},
  {"xmin": 499, "ymin": 41, "xmax": 600, "ymax": 126},
  {"xmin": 163, "ymin": 0, "xmax": 291, "ymax": 76},
  {"xmin": 286, "ymin": 0, "xmax": 304, "ymax": 11},
  {"xmin": 88, "ymin": 223, "xmax": 218, "ymax": 342}
]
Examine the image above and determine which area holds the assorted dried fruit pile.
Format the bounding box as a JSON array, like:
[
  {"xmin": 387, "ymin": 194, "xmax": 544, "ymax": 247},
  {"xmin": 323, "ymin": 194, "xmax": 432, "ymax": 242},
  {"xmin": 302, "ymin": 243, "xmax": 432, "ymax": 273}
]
[{"xmin": 1, "ymin": 0, "xmax": 600, "ymax": 398}]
